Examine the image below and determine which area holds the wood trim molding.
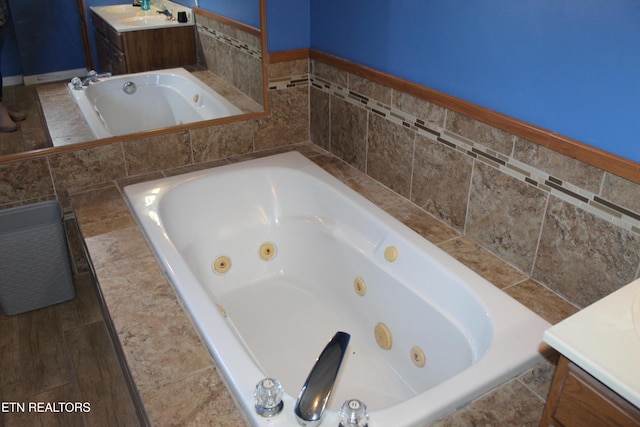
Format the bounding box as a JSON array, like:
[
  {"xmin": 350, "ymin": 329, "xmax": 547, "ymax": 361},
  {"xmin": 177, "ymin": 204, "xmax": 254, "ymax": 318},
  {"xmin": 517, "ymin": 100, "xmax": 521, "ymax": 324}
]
[
  {"xmin": 269, "ymin": 48, "xmax": 310, "ymax": 63},
  {"xmin": 0, "ymin": 113, "xmax": 268, "ymax": 165},
  {"xmin": 300, "ymin": 49, "xmax": 639, "ymax": 184},
  {"xmin": 192, "ymin": 7, "xmax": 261, "ymax": 38}
]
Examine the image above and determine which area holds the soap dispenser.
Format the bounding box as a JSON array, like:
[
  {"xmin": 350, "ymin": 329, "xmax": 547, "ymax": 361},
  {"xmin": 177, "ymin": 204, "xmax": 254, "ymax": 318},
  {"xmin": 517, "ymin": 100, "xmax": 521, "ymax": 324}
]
[{"xmin": 141, "ymin": 0, "xmax": 150, "ymax": 10}]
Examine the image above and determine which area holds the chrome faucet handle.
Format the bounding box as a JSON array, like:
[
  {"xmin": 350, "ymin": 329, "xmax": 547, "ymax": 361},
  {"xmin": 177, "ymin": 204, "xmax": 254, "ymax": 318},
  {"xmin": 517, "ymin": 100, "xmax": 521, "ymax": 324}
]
[
  {"xmin": 294, "ymin": 331, "xmax": 351, "ymax": 427},
  {"xmin": 338, "ymin": 399, "xmax": 369, "ymax": 427},
  {"xmin": 71, "ymin": 77, "xmax": 83, "ymax": 90},
  {"xmin": 254, "ymin": 378, "xmax": 284, "ymax": 417}
]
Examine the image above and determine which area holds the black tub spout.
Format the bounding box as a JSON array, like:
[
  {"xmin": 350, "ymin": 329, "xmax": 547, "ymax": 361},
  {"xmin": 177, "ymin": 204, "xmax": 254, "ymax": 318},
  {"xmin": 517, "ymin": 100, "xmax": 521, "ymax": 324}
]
[{"xmin": 294, "ymin": 331, "xmax": 351, "ymax": 426}]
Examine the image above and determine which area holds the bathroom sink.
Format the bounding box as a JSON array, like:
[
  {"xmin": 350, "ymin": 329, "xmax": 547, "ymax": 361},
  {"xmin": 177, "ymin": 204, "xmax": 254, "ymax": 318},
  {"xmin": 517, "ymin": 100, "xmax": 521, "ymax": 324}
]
[
  {"xmin": 99, "ymin": 4, "xmax": 137, "ymax": 14},
  {"xmin": 543, "ymin": 277, "xmax": 640, "ymax": 408},
  {"xmin": 120, "ymin": 15, "xmax": 172, "ymax": 27},
  {"xmin": 91, "ymin": 2, "xmax": 192, "ymax": 32}
]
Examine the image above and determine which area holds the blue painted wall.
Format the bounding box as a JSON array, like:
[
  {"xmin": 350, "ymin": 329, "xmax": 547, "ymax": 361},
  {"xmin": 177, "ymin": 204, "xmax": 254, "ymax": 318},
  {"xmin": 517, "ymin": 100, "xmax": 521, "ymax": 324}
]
[
  {"xmin": 295, "ymin": 0, "xmax": 640, "ymax": 164},
  {"xmin": 266, "ymin": 0, "xmax": 309, "ymax": 52},
  {"xmin": 1, "ymin": 18, "xmax": 21, "ymax": 77},
  {"xmin": 199, "ymin": 0, "xmax": 260, "ymax": 28},
  {"xmin": 3, "ymin": 0, "xmax": 85, "ymax": 78}
]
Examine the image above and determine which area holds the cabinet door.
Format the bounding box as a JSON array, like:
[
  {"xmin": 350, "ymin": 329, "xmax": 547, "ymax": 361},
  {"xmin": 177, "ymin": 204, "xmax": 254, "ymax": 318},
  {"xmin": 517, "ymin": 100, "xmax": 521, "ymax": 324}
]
[
  {"xmin": 122, "ymin": 27, "xmax": 196, "ymax": 73},
  {"xmin": 541, "ymin": 356, "xmax": 640, "ymax": 427},
  {"xmin": 91, "ymin": 11, "xmax": 108, "ymax": 38},
  {"xmin": 109, "ymin": 49, "xmax": 128, "ymax": 75},
  {"xmin": 94, "ymin": 32, "xmax": 112, "ymax": 74}
]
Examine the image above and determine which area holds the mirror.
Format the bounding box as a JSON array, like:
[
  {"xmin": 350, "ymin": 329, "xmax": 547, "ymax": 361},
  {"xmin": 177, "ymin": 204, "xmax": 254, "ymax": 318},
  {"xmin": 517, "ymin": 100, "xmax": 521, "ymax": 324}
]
[{"xmin": 0, "ymin": 0, "xmax": 267, "ymax": 160}]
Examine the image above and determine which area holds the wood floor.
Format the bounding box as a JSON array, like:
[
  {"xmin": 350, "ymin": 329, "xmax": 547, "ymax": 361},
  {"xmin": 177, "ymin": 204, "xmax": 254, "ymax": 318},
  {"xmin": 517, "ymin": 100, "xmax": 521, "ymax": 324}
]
[{"xmin": 0, "ymin": 272, "xmax": 142, "ymax": 426}]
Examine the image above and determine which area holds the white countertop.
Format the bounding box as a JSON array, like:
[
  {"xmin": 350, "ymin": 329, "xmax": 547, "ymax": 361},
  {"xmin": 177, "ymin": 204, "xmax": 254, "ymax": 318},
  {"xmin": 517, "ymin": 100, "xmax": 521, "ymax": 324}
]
[
  {"xmin": 543, "ymin": 277, "xmax": 640, "ymax": 408},
  {"xmin": 91, "ymin": 2, "xmax": 193, "ymax": 33}
]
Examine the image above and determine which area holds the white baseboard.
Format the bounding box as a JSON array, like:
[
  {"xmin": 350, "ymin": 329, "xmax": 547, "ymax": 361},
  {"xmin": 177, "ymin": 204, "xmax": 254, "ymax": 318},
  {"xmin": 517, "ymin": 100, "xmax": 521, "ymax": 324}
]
[
  {"xmin": 2, "ymin": 75, "xmax": 25, "ymax": 86},
  {"xmin": 23, "ymin": 68, "xmax": 89, "ymax": 85}
]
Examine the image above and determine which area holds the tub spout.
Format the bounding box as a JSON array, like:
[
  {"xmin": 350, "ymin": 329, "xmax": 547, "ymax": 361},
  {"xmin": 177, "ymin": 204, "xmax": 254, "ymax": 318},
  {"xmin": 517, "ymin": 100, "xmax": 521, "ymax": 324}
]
[{"xmin": 295, "ymin": 331, "xmax": 350, "ymax": 426}]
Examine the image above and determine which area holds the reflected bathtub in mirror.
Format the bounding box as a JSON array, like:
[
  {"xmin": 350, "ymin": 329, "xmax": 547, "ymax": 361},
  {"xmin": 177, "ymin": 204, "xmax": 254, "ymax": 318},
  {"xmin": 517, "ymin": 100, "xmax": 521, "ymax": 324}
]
[{"xmin": 67, "ymin": 68, "xmax": 243, "ymax": 139}]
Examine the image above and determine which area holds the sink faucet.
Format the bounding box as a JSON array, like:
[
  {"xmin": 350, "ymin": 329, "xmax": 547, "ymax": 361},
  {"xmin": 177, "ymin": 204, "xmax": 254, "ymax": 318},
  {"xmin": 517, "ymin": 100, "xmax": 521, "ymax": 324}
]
[
  {"xmin": 71, "ymin": 70, "xmax": 112, "ymax": 90},
  {"xmin": 157, "ymin": 8, "xmax": 173, "ymax": 19},
  {"xmin": 294, "ymin": 331, "xmax": 351, "ymax": 426}
]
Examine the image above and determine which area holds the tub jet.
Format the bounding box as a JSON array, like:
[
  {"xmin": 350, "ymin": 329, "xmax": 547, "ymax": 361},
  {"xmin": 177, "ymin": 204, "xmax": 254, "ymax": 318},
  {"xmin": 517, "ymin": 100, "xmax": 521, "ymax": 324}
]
[
  {"xmin": 384, "ymin": 245, "xmax": 398, "ymax": 262},
  {"xmin": 374, "ymin": 323, "xmax": 393, "ymax": 350},
  {"xmin": 410, "ymin": 346, "xmax": 426, "ymax": 368},
  {"xmin": 259, "ymin": 242, "xmax": 276, "ymax": 260},
  {"xmin": 354, "ymin": 277, "xmax": 367, "ymax": 296},
  {"xmin": 213, "ymin": 256, "xmax": 231, "ymax": 274}
]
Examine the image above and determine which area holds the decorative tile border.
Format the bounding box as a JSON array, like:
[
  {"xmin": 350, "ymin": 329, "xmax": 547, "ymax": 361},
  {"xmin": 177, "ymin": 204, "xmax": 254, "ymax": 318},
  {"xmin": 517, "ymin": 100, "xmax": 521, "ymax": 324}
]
[
  {"xmin": 272, "ymin": 74, "xmax": 640, "ymax": 235},
  {"xmin": 268, "ymin": 74, "xmax": 309, "ymax": 91},
  {"xmin": 195, "ymin": 23, "xmax": 262, "ymax": 61}
]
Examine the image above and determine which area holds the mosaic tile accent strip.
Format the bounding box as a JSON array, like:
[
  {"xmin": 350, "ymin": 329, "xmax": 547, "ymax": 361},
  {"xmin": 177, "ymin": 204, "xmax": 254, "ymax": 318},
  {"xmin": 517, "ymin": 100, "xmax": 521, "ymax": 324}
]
[
  {"xmin": 272, "ymin": 74, "xmax": 640, "ymax": 234},
  {"xmin": 196, "ymin": 23, "xmax": 262, "ymax": 61},
  {"xmin": 269, "ymin": 74, "xmax": 310, "ymax": 91}
]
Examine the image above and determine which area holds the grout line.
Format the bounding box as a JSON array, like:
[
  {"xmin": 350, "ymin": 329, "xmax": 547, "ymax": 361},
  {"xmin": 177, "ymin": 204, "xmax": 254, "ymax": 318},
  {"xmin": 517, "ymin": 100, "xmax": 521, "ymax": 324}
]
[
  {"xmin": 515, "ymin": 377, "xmax": 550, "ymax": 404},
  {"xmin": 530, "ymin": 194, "xmax": 551, "ymax": 277},
  {"xmin": 462, "ymin": 161, "xmax": 475, "ymax": 237},
  {"xmin": 501, "ymin": 276, "xmax": 531, "ymax": 291}
]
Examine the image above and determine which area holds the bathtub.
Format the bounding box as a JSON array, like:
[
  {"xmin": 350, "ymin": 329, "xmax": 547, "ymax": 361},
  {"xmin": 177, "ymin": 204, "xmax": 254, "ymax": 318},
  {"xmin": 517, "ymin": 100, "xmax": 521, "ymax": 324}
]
[
  {"xmin": 123, "ymin": 152, "xmax": 551, "ymax": 427},
  {"xmin": 68, "ymin": 68, "xmax": 242, "ymax": 139}
]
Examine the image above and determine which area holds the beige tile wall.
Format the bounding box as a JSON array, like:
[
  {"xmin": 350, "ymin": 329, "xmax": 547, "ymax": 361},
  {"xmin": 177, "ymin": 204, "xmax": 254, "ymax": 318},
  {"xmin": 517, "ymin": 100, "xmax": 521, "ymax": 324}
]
[
  {"xmin": 0, "ymin": 109, "xmax": 305, "ymax": 209},
  {"xmin": 194, "ymin": 12, "xmax": 264, "ymax": 106},
  {"xmin": 306, "ymin": 57, "xmax": 640, "ymax": 309}
]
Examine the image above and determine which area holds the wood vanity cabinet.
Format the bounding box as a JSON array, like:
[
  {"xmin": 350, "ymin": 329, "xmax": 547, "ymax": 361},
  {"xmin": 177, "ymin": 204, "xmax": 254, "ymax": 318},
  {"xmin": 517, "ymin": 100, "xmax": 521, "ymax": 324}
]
[
  {"xmin": 91, "ymin": 12, "xmax": 196, "ymax": 75},
  {"xmin": 541, "ymin": 355, "xmax": 640, "ymax": 427}
]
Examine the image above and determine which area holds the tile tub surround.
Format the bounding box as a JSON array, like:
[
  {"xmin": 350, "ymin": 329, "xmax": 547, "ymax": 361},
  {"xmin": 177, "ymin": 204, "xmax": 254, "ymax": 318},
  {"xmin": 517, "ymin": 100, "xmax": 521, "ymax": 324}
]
[
  {"xmin": 37, "ymin": 81, "xmax": 94, "ymax": 147},
  {"xmin": 35, "ymin": 68, "xmax": 262, "ymax": 149},
  {"xmin": 70, "ymin": 182, "xmax": 250, "ymax": 426},
  {"xmin": 195, "ymin": 9, "xmax": 265, "ymax": 107},
  {"xmin": 304, "ymin": 55, "xmax": 640, "ymax": 309},
  {"xmin": 70, "ymin": 144, "xmax": 576, "ymax": 425}
]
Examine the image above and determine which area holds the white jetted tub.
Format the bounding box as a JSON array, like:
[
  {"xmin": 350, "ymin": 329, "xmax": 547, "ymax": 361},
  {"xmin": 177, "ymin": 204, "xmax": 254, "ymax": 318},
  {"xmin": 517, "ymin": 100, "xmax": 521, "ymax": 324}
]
[
  {"xmin": 124, "ymin": 152, "xmax": 550, "ymax": 427},
  {"xmin": 68, "ymin": 67, "xmax": 242, "ymax": 139}
]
